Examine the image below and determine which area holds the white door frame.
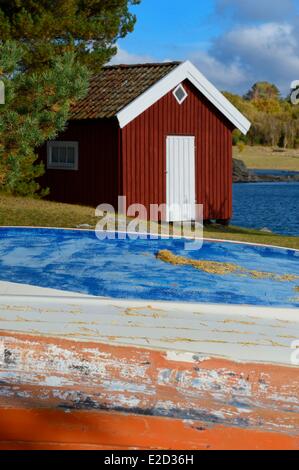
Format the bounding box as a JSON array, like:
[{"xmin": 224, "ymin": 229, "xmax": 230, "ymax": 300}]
[{"xmin": 166, "ymin": 135, "xmax": 196, "ymax": 222}]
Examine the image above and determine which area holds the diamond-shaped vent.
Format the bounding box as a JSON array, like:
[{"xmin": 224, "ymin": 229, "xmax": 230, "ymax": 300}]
[{"xmin": 173, "ymin": 84, "xmax": 188, "ymax": 104}]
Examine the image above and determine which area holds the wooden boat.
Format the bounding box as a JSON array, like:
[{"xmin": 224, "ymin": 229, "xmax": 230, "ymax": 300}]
[{"xmin": 0, "ymin": 282, "xmax": 298, "ymax": 450}]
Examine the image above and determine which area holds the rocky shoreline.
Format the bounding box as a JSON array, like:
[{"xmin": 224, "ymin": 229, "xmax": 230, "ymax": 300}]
[{"xmin": 233, "ymin": 159, "xmax": 299, "ymax": 183}]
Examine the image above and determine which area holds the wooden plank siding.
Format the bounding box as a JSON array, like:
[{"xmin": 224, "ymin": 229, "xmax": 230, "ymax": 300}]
[
  {"xmin": 121, "ymin": 79, "xmax": 234, "ymax": 221},
  {"xmin": 39, "ymin": 118, "xmax": 119, "ymax": 208},
  {"xmin": 39, "ymin": 79, "xmax": 235, "ymax": 222}
]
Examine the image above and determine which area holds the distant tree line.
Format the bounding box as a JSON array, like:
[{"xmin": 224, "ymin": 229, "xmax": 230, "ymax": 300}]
[{"xmin": 224, "ymin": 82, "xmax": 299, "ymax": 149}]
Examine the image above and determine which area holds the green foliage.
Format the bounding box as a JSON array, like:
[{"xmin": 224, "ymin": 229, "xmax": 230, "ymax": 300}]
[
  {"xmin": 224, "ymin": 81, "xmax": 299, "ymax": 149},
  {"xmin": 0, "ymin": 1, "xmax": 140, "ymax": 73},
  {"xmin": 237, "ymin": 141, "xmax": 246, "ymax": 153},
  {"xmin": 0, "ymin": 41, "xmax": 89, "ymax": 195},
  {"xmin": 0, "ymin": 1, "xmax": 139, "ymax": 195}
]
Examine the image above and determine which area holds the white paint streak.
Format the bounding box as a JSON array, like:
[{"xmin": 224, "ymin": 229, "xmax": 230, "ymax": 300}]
[
  {"xmin": 165, "ymin": 351, "xmax": 211, "ymax": 363},
  {"xmin": 0, "ymin": 295, "xmax": 298, "ymax": 366}
]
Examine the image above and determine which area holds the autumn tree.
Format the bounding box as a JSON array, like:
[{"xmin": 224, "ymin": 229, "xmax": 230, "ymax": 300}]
[
  {"xmin": 225, "ymin": 82, "xmax": 299, "ymax": 149},
  {"xmin": 244, "ymin": 82, "xmax": 280, "ymax": 101}
]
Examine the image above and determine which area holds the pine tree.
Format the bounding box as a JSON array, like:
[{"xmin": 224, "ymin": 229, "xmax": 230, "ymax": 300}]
[
  {"xmin": 0, "ymin": 1, "xmax": 139, "ymax": 195},
  {"xmin": 0, "ymin": 1, "xmax": 139, "ymax": 73},
  {"xmin": 0, "ymin": 41, "xmax": 89, "ymax": 195}
]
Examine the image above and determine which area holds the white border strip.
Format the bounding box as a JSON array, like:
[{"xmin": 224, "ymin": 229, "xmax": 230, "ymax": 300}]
[
  {"xmin": 0, "ymin": 294, "xmax": 297, "ymax": 366},
  {"xmin": 1, "ymin": 226, "xmax": 298, "ymax": 253},
  {"xmin": 0, "ymin": 293, "xmax": 297, "ymax": 319}
]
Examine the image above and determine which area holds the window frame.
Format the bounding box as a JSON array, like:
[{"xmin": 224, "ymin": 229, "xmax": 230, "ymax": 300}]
[
  {"xmin": 173, "ymin": 84, "xmax": 188, "ymax": 105},
  {"xmin": 47, "ymin": 141, "xmax": 79, "ymax": 171}
]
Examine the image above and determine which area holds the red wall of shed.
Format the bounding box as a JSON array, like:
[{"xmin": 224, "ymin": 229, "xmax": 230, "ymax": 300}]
[
  {"xmin": 39, "ymin": 119, "xmax": 119, "ymax": 208},
  {"xmin": 121, "ymin": 80, "xmax": 234, "ymax": 221}
]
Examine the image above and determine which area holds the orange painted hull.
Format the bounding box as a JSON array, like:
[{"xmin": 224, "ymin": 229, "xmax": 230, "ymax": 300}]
[
  {"xmin": 1, "ymin": 330, "xmax": 298, "ymax": 450},
  {"xmin": 0, "ymin": 408, "xmax": 298, "ymax": 450}
]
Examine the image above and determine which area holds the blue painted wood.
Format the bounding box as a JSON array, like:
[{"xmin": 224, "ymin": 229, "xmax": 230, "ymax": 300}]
[{"xmin": 0, "ymin": 227, "xmax": 298, "ymax": 307}]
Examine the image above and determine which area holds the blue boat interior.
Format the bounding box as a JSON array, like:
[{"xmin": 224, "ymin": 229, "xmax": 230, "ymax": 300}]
[{"xmin": 0, "ymin": 227, "xmax": 298, "ymax": 308}]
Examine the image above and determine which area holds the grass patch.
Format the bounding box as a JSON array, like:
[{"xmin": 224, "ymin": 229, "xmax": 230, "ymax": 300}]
[
  {"xmin": 0, "ymin": 193, "xmax": 98, "ymax": 228},
  {"xmin": 0, "ymin": 193, "xmax": 298, "ymax": 250},
  {"xmin": 233, "ymin": 145, "xmax": 299, "ymax": 171},
  {"xmin": 203, "ymin": 224, "xmax": 299, "ymax": 250}
]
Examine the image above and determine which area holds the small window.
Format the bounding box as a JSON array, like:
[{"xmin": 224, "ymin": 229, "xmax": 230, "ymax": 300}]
[
  {"xmin": 173, "ymin": 84, "xmax": 188, "ymax": 104},
  {"xmin": 47, "ymin": 141, "xmax": 78, "ymax": 170}
]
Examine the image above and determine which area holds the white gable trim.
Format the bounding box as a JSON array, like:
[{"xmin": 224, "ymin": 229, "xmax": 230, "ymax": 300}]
[{"xmin": 116, "ymin": 61, "xmax": 251, "ymax": 135}]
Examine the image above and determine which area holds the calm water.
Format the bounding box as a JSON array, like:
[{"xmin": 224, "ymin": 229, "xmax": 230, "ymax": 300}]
[
  {"xmin": 253, "ymin": 169, "xmax": 299, "ymax": 176},
  {"xmin": 232, "ymin": 182, "xmax": 299, "ymax": 237}
]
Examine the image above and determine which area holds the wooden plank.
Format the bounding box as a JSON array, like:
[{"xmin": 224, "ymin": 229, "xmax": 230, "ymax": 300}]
[
  {"xmin": 0, "ymin": 331, "xmax": 298, "ymax": 449},
  {"xmin": 1, "ymin": 294, "xmax": 298, "ymax": 449},
  {"xmin": 122, "ymin": 80, "xmax": 234, "ymax": 221},
  {"xmin": 0, "ymin": 409, "xmax": 298, "ymax": 450},
  {"xmin": 0, "ymin": 296, "xmax": 298, "ymax": 365}
]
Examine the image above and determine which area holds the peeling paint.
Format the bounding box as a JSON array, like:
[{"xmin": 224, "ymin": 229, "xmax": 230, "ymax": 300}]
[
  {"xmin": 165, "ymin": 351, "xmax": 210, "ymax": 363},
  {"xmin": 0, "ymin": 331, "xmax": 298, "ymax": 442},
  {"xmin": 0, "ymin": 296, "xmax": 298, "ymax": 366},
  {"xmin": 0, "ymin": 289, "xmax": 298, "ymax": 449}
]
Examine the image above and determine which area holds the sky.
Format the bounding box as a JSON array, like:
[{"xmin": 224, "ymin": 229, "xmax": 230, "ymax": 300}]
[{"xmin": 111, "ymin": 0, "xmax": 299, "ymax": 96}]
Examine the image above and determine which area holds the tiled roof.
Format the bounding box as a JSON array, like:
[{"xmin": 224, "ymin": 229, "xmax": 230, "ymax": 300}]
[{"xmin": 71, "ymin": 62, "xmax": 181, "ymax": 120}]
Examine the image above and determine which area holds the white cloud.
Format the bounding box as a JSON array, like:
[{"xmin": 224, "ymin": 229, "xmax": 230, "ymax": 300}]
[
  {"xmin": 109, "ymin": 2, "xmax": 299, "ymax": 96},
  {"xmin": 110, "ymin": 47, "xmax": 154, "ymax": 65},
  {"xmin": 210, "ymin": 23, "xmax": 299, "ymax": 94},
  {"xmin": 189, "ymin": 51, "xmax": 247, "ymax": 91},
  {"xmin": 187, "ymin": 0, "xmax": 299, "ymax": 94}
]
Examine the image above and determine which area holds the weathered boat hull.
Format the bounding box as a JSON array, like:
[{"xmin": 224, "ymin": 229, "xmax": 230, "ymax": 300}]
[
  {"xmin": 0, "ymin": 293, "xmax": 298, "ymax": 450},
  {"xmin": 1, "ymin": 408, "xmax": 298, "ymax": 450}
]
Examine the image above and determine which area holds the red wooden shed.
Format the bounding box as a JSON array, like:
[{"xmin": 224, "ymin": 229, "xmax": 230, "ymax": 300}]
[{"xmin": 39, "ymin": 61, "xmax": 250, "ymax": 222}]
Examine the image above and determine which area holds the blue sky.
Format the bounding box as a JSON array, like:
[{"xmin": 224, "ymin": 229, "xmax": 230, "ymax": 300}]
[
  {"xmin": 117, "ymin": 1, "xmax": 219, "ymax": 59},
  {"xmin": 112, "ymin": 0, "xmax": 299, "ymax": 95}
]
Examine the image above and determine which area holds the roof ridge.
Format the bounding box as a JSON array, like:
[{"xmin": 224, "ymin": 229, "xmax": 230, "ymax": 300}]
[{"xmin": 103, "ymin": 61, "xmax": 182, "ymax": 69}]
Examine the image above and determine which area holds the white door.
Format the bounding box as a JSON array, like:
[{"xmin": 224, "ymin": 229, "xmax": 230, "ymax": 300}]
[{"xmin": 166, "ymin": 136, "xmax": 196, "ymax": 222}]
